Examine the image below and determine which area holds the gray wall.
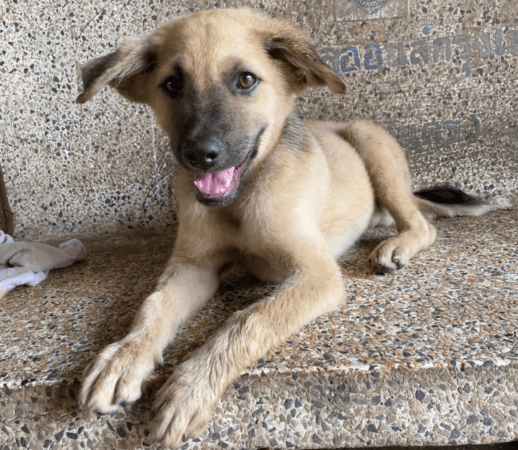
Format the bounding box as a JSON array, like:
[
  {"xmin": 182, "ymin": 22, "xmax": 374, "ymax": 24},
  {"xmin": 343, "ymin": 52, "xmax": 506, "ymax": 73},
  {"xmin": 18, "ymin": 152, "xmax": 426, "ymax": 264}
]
[{"xmin": 1, "ymin": 0, "xmax": 517, "ymax": 239}]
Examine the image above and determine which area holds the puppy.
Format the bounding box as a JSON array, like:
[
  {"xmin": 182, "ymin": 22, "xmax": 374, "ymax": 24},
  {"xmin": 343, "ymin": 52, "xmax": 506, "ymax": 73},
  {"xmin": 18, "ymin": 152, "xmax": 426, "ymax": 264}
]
[{"xmin": 77, "ymin": 9, "xmax": 489, "ymax": 447}]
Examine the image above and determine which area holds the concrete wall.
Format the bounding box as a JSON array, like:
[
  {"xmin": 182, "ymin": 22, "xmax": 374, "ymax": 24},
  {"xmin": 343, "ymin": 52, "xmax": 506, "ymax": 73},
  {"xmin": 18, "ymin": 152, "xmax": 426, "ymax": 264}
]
[{"xmin": 1, "ymin": 0, "xmax": 517, "ymax": 239}]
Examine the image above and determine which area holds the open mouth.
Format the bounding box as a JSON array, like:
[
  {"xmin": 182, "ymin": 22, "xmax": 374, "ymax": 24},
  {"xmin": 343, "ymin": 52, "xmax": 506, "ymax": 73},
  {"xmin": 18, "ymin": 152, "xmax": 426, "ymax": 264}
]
[{"xmin": 193, "ymin": 128, "xmax": 264, "ymax": 205}]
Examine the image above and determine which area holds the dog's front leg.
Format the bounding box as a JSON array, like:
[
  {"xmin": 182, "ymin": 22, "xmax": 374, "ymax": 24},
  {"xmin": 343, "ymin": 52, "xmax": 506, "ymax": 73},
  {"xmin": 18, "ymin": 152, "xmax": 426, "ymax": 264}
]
[
  {"xmin": 151, "ymin": 256, "xmax": 345, "ymax": 448},
  {"xmin": 80, "ymin": 261, "xmax": 219, "ymax": 413}
]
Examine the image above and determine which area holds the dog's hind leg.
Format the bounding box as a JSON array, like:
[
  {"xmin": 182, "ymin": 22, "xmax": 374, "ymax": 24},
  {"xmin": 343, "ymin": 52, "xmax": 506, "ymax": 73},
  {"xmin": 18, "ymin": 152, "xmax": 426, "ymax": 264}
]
[{"xmin": 338, "ymin": 120, "xmax": 436, "ymax": 273}]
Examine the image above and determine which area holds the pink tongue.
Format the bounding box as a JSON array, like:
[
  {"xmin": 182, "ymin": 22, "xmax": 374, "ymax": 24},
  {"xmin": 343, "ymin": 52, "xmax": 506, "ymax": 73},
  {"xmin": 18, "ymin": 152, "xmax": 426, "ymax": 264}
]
[{"xmin": 194, "ymin": 166, "xmax": 237, "ymax": 197}]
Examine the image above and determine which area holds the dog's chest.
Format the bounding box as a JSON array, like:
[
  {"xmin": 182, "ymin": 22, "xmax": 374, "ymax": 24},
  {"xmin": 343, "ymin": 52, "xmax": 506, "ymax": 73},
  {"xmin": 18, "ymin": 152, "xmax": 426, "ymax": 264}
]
[
  {"xmin": 219, "ymin": 211, "xmax": 242, "ymax": 232},
  {"xmin": 213, "ymin": 208, "xmax": 273, "ymax": 256}
]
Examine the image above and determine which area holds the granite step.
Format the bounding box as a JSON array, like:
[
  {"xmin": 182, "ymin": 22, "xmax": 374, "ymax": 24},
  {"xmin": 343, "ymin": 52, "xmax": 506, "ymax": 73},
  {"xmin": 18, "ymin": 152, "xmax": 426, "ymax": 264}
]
[{"xmin": 1, "ymin": 209, "xmax": 517, "ymax": 450}]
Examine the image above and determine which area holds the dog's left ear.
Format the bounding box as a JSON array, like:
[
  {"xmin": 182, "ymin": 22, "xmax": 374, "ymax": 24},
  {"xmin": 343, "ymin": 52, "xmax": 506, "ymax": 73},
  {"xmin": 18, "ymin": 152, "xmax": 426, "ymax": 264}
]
[{"xmin": 262, "ymin": 21, "xmax": 348, "ymax": 95}]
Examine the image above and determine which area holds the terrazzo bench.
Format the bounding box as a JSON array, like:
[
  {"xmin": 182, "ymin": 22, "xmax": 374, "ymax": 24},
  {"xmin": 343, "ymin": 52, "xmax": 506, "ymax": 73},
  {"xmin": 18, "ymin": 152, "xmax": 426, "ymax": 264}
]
[{"xmin": 1, "ymin": 209, "xmax": 517, "ymax": 450}]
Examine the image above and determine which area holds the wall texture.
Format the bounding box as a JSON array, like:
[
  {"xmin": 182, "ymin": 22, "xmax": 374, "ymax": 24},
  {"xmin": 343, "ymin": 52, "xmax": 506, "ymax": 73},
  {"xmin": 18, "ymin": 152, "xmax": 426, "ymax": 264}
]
[{"xmin": 1, "ymin": 0, "xmax": 517, "ymax": 239}]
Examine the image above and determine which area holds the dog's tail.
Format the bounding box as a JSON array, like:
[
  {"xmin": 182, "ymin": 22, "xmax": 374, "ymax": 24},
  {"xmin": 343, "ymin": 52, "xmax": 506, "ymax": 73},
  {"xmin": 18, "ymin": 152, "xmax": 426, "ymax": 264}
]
[{"xmin": 414, "ymin": 185, "xmax": 492, "ymax": 221}]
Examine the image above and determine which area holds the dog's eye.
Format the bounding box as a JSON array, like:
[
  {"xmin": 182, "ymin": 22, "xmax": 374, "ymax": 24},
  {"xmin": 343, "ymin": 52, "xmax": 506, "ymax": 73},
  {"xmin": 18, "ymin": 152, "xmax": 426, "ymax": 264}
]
[
  {"xmin": 236, "ymin": 72, "xmax": 257, "ymax": 92},
  {"xmin": 161, "ymin": 74, "xmax": 183, "ymax": 98}
]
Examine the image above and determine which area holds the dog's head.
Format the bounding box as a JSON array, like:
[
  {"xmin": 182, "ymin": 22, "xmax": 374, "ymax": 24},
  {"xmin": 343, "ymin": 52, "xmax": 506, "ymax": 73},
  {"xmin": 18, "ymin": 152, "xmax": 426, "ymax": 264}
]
[{"xmin": 77, "ymin": 9, "xmax": 347, "ymax": 206}]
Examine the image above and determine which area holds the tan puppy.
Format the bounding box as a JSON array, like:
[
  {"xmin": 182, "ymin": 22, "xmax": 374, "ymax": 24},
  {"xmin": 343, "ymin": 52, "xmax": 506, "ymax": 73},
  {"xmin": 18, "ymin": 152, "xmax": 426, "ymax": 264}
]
[{"xmin": 77, "ymin": 9, "xmax": 489, "ymax": 447}]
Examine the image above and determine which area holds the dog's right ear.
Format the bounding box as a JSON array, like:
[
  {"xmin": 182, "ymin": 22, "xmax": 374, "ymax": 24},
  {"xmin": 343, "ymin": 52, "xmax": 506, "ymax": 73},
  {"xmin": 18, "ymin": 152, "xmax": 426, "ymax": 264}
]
[{"xmin": 77, "ymin": 36, "xmax": 157, "ymax": 104}]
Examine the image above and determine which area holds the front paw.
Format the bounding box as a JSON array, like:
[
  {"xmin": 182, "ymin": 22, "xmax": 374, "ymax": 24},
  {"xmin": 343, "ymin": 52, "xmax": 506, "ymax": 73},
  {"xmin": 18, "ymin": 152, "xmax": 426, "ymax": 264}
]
[
  {"xmin": 151, "ymin": 366, "xmax": 218, "ymax": 448},
  {"xmin": 80, "ymin": 338, "xmax": 157, "ymax": 413}
]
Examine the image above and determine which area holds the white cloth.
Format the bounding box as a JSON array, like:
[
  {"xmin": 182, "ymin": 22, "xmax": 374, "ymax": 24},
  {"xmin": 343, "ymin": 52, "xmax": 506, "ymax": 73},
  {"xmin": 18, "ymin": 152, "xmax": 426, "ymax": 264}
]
[{"xmin": 0, "ymin": 231, "xmax": 86, "ymax": 298}]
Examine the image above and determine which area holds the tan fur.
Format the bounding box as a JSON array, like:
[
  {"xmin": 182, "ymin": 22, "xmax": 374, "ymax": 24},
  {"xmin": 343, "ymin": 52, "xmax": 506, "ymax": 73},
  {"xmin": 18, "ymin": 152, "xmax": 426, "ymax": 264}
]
[{"xmin": 77, "ymin": 9, "xmax": 488, "ymax": 448}]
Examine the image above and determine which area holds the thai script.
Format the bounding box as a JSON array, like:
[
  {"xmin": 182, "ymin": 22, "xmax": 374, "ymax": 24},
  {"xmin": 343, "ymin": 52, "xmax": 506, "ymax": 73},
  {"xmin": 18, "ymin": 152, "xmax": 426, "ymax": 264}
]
[
  {"xmin": 385, "ymin": 115, "xmax": 480, "ymax": 148},
  {"xmin": 322, "ymin": 28, "xmax": 518, "ymax": 77}
]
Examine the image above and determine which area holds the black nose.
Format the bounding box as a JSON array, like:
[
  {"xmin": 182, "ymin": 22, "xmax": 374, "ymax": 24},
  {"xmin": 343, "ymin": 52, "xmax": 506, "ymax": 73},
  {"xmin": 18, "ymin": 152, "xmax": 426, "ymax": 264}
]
[{"xmin": 183, "ymin": 138, "xmax": 222, "ymax": 171}]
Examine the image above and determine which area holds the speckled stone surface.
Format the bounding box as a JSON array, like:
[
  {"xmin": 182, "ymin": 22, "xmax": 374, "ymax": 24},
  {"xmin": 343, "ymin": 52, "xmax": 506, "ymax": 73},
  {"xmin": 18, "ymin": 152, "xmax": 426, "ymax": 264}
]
[
  {"xmin": 0, "ymin": 209, "xmax": 517, "ymax": 449},
  {"xmin": 1, "ymin": 0, "xmax": 518, "ymax": 239}
]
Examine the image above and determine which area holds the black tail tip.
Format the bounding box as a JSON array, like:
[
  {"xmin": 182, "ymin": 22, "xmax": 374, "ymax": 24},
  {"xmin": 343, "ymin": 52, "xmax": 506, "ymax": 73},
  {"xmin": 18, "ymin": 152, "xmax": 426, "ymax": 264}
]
[{"xmin": 414, "ymin": 185, "xmax": 489, "ymax": 206}]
